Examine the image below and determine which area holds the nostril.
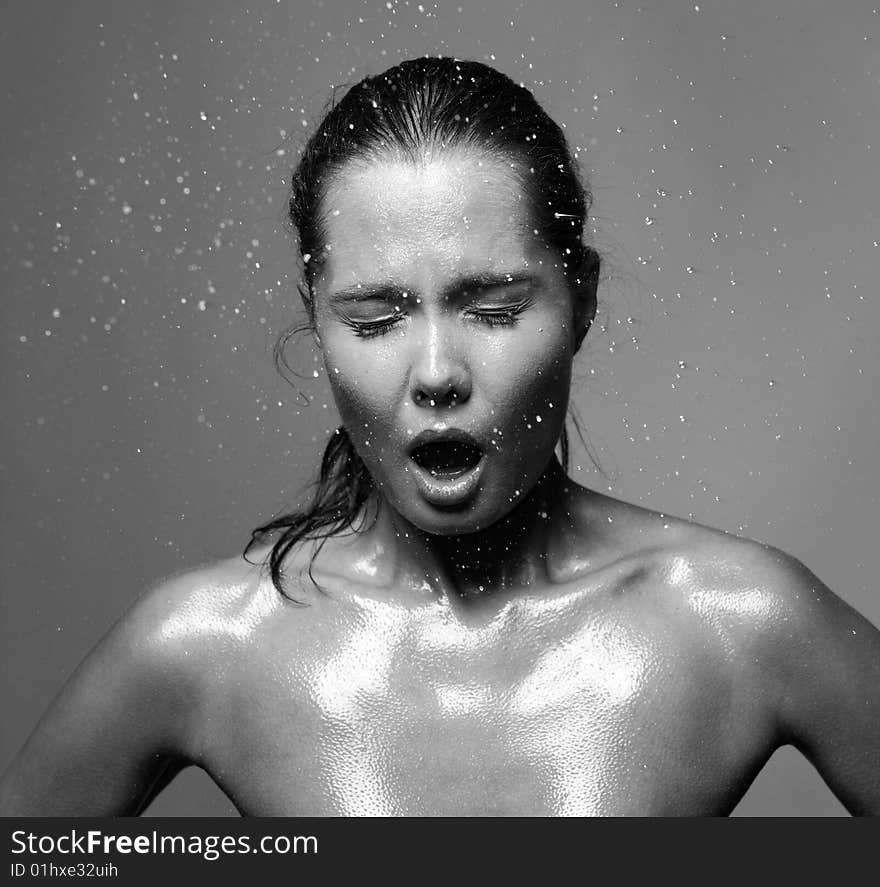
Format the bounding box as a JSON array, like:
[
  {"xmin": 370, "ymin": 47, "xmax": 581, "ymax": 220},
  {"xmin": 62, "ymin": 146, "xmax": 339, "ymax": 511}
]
[{"xmin": 413, "ymin": 381, "xmax": 466, "ymax": 407}]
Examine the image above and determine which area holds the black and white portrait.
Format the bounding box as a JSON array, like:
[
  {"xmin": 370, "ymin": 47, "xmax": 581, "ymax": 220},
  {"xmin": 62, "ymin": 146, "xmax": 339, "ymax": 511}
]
[{"xmin": 2, "ymin": 0, "xmax": 878, "ymax": 818}]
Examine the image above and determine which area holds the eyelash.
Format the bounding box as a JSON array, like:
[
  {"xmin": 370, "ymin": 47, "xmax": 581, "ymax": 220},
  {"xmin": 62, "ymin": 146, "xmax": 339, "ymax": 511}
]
[{"xmin": 346, "ymin": 303, "xmax": 530, "ymax": 340}]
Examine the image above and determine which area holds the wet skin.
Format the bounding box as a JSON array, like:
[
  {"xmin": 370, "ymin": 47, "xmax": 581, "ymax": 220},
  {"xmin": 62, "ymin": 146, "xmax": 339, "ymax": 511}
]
[
  {"xmin": 311, "ymin": 153, "xmax": 590, "ymax": 543},
  {"xmin": 1, "ymin": 494, "xmax": 879, "ymax": 816},
  {"xmin": 2, "ymin": 154, "xmax": 879, "ymax": 815}
]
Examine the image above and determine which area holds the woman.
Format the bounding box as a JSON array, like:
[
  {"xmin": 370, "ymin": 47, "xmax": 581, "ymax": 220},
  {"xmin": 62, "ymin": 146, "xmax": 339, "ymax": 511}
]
[{"xmin": 1, "ymin": 57, "xmax": 878, "ymax": 816}]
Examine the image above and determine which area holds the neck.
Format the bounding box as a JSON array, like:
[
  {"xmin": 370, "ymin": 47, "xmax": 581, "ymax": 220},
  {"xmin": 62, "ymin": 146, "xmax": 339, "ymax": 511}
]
[{"xmin": 375, "ymin": 454, "xmax": 573, "ymax": 605}]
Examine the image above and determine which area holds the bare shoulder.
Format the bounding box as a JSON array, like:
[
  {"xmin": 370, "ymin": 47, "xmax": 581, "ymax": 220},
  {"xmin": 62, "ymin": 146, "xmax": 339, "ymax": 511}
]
[
  {"xmin": 94, "ymin": 549, "xmax": 298, "ymax": 752},
  {"xmin": 627, "ymin": 504, "xmax": 833, "ymax": 642},
  {"xmin": 648, "ymin": 515, "xmax": 862, "ymax": 657},
  {"xmin": 572, "ymin": 489, "xmax": 822, "ymax": 651},
  {"xmin": 570, "ymin": 494, "xmax": 880, "ymax": 812},
  {"xmin": 0, "ymin": 549, "xmax": 291, "ymax": 815},
  {"xmin": 612, "ymin": 504, "xmax": 880, "ymax": 813},
  {"xmin": 590, "ymin": 493, "xmax": 878, "ymax": 697},
  {"xmin": 117, "ymin": 547, "xmax": 288, "ymax": 673}
]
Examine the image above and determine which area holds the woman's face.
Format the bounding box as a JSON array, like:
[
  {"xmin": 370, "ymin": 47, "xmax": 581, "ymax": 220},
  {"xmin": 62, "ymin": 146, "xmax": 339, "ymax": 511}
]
[{"xmin": 311, "ymin": 151, "xmax": 589, "ymax": 536}]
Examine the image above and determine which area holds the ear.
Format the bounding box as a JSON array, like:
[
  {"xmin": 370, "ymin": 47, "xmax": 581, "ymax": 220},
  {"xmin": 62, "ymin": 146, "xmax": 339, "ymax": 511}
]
[{"xmin": 571, "ymin": 247, "xmax": 600, "ymax": 354}]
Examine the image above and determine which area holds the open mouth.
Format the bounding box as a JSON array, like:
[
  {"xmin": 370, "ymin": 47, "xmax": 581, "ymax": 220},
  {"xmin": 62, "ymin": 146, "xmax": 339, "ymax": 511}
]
[{"xmin": 409, "ymin": 440, "xmax": 484, "ymax": 478}]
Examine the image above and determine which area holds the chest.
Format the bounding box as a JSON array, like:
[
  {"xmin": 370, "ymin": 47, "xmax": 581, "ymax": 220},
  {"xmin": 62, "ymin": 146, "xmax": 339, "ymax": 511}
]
[{"xmin": 197, "ymin": 613, "xmax": 758, "ymax": 815}]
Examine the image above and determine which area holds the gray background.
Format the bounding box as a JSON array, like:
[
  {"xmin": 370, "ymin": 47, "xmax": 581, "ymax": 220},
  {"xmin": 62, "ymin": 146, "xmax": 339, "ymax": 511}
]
[{"xmin": 2, "ymin": 0, "xmax": 878, "ymax": 816}]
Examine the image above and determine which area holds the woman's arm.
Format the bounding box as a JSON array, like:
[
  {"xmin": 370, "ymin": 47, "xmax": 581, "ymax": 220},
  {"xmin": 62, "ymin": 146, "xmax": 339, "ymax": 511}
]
[
  {"xmin": 0, "ymin": 570, "xmax": 207, "ymax": 815},
  {"xmin": 761, "ymin": 551, "xmax": 880, "ymax": 815}
]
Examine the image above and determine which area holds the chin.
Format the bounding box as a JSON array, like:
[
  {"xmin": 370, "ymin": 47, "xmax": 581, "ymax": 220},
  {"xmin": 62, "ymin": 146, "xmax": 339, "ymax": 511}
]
[
  {"xmin": 390, "ymin": 489, "xmax": 518, "ymax": 538},
  {"xmin": 413, "ymin": 510, "xmax": 487, "ymax": 537}
]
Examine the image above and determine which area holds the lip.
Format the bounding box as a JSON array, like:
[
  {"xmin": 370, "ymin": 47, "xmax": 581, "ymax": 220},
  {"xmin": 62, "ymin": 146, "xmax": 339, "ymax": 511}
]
[
  {"xmin": 406, "ymin": 427, "xmax": 486, "ymax": 509},
  {"xmin": 407, "ymin": 426, "xmax": 485, "ymax": 454}
]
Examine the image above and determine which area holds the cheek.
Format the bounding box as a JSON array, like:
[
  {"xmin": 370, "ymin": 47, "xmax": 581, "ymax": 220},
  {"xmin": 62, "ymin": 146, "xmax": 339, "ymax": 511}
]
[
  {"xmin": 479, "ymin": 325, "xmax": 574, "ymax": 421},
  {"xmin": 322, "ymin": 341, "xmax": 403, "ymax": 440}
]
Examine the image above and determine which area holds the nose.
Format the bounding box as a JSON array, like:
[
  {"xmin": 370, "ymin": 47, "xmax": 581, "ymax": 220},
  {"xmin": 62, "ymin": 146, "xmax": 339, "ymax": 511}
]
[{"xmin": 409, "ymin": 320, "xmax": 472, "ymax": 408}]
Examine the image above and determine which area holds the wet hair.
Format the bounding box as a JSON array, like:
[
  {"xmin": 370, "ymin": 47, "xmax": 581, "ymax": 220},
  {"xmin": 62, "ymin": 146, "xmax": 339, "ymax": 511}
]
[{"xmin": 244, "ymin": 56, "xmax": 600, "ymax": 598}]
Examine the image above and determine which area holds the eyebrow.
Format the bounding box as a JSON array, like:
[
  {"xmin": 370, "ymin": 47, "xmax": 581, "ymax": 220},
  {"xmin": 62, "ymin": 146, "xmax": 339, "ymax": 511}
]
[{"xmin": 329, "ymin": 271, "xmax": 538, "ymax": 304}]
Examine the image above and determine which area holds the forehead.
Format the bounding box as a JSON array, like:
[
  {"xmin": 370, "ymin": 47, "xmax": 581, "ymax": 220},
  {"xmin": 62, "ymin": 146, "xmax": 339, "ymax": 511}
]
[{"xmin": 317, "ymin": 153, "xmax": 543, "ymax": 292}]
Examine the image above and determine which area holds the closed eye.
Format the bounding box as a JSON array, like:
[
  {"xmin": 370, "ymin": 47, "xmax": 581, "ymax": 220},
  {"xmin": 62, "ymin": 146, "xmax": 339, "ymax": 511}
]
[
  {"xmin": 342, "ymin": 298, "xmax": 533, "ymax": 340},
  {"xmin": 342, "ymin": 314, "xmax": 403, "ymax": 339},
  {"xmin": 466, "ymin": 297, "xmax": 533, "ymax": 327}
]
